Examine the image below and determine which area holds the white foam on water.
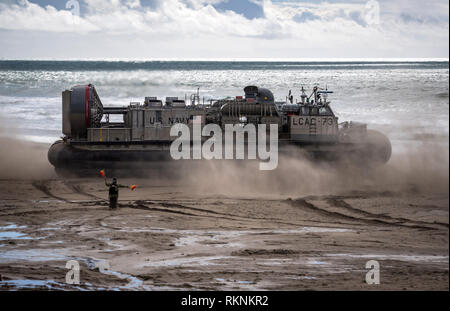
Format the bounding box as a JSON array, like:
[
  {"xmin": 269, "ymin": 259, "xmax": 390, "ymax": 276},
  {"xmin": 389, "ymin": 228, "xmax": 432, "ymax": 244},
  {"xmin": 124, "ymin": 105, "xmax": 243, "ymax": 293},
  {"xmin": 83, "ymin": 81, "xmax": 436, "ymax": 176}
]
[{"xmin": 18, "ymin": 135, "xmax": 56, "ymax": 144}]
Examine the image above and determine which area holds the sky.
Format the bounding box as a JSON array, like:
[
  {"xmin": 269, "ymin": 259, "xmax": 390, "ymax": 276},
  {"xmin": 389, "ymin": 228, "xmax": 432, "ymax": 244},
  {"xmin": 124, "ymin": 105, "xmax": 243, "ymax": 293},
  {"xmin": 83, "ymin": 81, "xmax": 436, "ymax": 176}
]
[{"xmin": 0, "ymin": 0, "xmax": 448, "ymax": 59}]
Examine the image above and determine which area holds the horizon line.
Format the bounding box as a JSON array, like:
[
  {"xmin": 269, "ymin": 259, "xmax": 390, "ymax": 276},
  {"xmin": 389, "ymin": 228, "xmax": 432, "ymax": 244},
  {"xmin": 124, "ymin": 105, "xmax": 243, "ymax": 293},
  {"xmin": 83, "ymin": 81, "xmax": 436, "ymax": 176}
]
[{"xmin": 0, "ymin": 57, "xmax": 449, "ymax": 62}]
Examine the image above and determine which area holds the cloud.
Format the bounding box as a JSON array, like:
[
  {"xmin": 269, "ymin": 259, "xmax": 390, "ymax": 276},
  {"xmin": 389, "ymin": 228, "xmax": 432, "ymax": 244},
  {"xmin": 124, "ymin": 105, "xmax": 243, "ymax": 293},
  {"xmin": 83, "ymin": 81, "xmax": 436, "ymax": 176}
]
[
  {"xmin": 213, "ymin": 0, "xmax": 264, "ymax": 20},
  {"xmin": 348, "ymin": 10, "xmax": 367, "ymax": 26},
  {"xmin": 293, "ymin": 10, "xmax": 320, "ymax": 23},
  {"xmin": 28, "ymin": 0, "xmax": 73, "ymax": 10},
  {"xmin": 399, "ymin": 12, "xmax": 447, "ymax": 25},
  {"xmin": 0, "ymin": 0, "xmax": 448, "ymax": 58},
  {"xmin": 140, "ymin": 0, "xmax": 159, "ymax": 9}
]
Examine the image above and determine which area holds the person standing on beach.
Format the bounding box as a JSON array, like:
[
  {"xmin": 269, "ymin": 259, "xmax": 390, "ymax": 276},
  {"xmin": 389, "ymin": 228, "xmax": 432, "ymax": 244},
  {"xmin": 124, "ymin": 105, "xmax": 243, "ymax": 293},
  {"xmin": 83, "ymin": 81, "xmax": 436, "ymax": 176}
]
[
  {"xmin": 105, "ymin": 177, "xmax": 131, "ymax": 209},
  {"xmin": 101, "ymin": 170, "xmax": 137, "ymax": 209}
]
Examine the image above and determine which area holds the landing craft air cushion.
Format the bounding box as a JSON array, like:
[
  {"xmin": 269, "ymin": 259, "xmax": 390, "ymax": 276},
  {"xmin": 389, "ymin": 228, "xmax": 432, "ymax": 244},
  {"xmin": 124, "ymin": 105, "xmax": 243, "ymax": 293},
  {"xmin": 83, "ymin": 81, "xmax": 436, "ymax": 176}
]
[{"xmin": 48, "ymin": 84, "xmax": 392, "ymax": 174}]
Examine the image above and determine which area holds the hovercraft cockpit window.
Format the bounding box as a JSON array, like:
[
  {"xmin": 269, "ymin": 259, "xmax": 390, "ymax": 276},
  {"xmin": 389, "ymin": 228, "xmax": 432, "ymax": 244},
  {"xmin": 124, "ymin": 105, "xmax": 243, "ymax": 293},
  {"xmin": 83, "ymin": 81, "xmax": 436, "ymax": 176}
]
[
  {"xmin": 319, "ymin": 107, "xmax": 333, "ymax": 116},
  {"xmin": 301, "ymin": 107, "xmax": 309, "ymax": 115}
]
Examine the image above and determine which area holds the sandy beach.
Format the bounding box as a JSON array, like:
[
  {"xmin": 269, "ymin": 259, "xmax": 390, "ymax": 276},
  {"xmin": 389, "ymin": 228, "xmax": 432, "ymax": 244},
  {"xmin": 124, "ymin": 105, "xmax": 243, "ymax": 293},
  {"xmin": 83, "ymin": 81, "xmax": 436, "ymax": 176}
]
[{"xmin": 0, "ymin": 138, "xmax": 448, "ymax": 291}]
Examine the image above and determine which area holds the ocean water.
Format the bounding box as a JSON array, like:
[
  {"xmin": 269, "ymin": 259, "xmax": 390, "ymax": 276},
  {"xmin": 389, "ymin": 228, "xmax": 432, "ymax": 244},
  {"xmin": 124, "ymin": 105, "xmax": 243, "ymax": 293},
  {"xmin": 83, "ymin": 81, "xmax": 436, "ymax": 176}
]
[{"xmin": 0, "ymin": 60, "xmax": 448, "ymax": 148}]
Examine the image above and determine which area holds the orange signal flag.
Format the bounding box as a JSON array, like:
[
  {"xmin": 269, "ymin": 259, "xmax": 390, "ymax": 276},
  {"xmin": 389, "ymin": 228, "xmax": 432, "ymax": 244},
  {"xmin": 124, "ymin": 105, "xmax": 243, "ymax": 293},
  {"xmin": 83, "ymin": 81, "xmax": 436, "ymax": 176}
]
[
  {"xmin": 130, "ymin": 185, "xmax": 137, "ymax": 191},
  {"xmin": 100, "ymin": 170, "xmax": 105, "ymax": 177}
]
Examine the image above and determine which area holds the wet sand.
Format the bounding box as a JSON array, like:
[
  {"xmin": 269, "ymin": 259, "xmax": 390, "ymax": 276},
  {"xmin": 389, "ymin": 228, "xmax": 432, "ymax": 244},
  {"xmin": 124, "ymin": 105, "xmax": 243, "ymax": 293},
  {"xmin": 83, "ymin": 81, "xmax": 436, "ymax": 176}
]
[{"xmin": 0, "ymin": 174, "xmax": 448, "ymax": 291}]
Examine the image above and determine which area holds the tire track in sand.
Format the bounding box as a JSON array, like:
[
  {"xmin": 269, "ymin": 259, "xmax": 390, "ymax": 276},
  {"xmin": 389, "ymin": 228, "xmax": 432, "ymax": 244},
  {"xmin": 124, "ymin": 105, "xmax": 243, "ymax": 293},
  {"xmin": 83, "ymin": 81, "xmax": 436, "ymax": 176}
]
[
  {"xmin": 61, "ymin": 180, "xmax": 346, "ymax": 227},
  {"xmin": 327, "ymin": 198, "xmax": 449, "ymax": 229},
  {"xmin": 289, "ymin": 199, "xmax": 439, "ymax": 231},
  {"xmin": 31, "ymin": 179, "xmax": 364, "ymax": 229},
  {"xmin": 32, "ymin": 180, "xmax": 69, "ymax": 202}
]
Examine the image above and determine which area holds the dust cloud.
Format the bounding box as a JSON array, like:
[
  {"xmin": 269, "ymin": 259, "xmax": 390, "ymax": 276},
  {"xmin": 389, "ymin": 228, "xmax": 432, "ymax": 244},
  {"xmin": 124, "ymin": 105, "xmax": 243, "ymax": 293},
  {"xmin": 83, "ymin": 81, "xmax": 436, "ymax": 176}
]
[
  {"xmin": 176, "ymin": 141, "xmax": 449, "ymax": 198},
  {"xmin": 0, "ymin": 115, "xmax": 54, "ymax": 180}
]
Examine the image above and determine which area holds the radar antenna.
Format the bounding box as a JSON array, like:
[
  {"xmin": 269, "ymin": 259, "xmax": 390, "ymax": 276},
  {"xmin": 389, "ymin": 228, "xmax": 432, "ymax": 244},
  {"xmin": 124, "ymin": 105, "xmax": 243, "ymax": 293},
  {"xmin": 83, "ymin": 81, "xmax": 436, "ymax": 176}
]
[
  {"xmin": 300, "ymin": 86, "xmax": 307, "ymax": 104},
  {"xmin": 288, "ymin": 90, "xmax": 293, "ymax": 104}
]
